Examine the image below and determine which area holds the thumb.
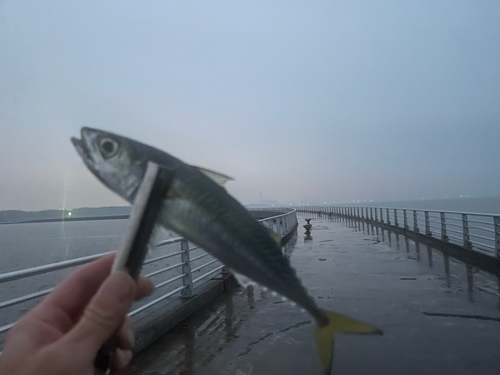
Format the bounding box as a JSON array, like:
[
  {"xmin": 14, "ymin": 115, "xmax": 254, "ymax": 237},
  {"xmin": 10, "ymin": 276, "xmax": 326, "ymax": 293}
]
[{"xmin": 63, "ymin": 271, "xmax": 136, "ymax": 352}]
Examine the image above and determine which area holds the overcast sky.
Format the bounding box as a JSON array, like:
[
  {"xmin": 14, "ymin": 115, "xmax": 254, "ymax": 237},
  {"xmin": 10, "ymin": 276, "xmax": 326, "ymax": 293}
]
[{"xmin": 1, "ymin": 0, "xmax": 499, "ymax": 211}]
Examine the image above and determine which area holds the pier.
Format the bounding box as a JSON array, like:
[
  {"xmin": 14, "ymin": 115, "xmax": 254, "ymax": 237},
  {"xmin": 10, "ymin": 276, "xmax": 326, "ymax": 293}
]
[
  {"xmin": 1, "ymin": 209, "xmax": 500, "ymax": 373},
  {"xmin": 123, "ymin": 213, "xmax": 500, "ymax": 374}
]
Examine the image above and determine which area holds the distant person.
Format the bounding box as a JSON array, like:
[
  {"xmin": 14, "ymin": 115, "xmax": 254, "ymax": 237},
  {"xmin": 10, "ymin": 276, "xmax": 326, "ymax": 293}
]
[{"xmin": 0, "ymin": 253, "xmax": 154, "ymax": 374}]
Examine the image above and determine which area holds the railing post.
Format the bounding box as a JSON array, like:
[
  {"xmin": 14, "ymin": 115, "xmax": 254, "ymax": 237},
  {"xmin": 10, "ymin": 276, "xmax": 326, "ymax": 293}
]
[
  {"xmin": 386, "ymin": 208, "xmax": 391, "ymax": 225},
  {"xmin": 413, "ymin": 210, "xmax": 419, "ymax": 232},
  {"xmin": 370, "ymin": 207, "xmax": 373, "ymax": 220},
  {"xmin": 380, "ymin": 208, "xmax": 384, "ymax": 223},
  {"xmin": 181, "ymin": 240, "xmax": 194, "ymax": 297},
  {"xmin": 494, "ymin": 217, "xmax": 500, "ymax": 258},
  {"xmin": 440, "ymin": 212, "xmax": 449, "ymax": 241},
  {"xmin": 403, "ymin": 210, "xmax": 408, "ymax": 230},
  {"xmin": 374, "ymin": 208, "xmax": 378, "ymax": 222},
  {"xmin": 425, "ymin": 211, "xmax": 432, "ymax": 236},
  {"xmin": 394, "ymin": 209, "xmax": 399, "ymax": 227},
  {"xmin": 462, "ymin": 214, "xmax": 473, "ymax": 249}
]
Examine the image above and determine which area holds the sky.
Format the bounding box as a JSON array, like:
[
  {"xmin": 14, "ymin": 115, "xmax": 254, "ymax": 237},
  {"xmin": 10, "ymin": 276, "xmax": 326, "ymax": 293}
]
[{"xmin": 0, "ymin": 0, "xmax": 499, "ymax": 211}]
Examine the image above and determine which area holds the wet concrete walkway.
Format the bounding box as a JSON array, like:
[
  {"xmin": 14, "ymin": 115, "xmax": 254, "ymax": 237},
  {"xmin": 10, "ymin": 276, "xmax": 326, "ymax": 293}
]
[{"xmin": 123, "ymin": 214, "xmax": 500, "ymax": 375}]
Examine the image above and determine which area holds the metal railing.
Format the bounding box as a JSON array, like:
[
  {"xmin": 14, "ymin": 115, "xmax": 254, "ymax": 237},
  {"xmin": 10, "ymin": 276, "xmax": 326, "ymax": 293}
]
[
  {"xmin": 292, "ymin": 205, "xmax": 500, "ymax": 258},
  {"xmin": 0, "ymin": 208, "xmax": 297, "ymax": 340}
]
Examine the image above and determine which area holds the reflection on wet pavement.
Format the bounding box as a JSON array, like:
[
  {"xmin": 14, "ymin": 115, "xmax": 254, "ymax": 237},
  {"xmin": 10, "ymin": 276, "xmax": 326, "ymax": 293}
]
[{"xmin": 123, "ymin": 214, "xmax": 500, "ymax": 375}]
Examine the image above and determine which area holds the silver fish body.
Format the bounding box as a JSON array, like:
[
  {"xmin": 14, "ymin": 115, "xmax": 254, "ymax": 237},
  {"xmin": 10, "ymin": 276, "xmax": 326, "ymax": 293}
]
[
  {"xmin": 72, "ymin": 127, "xmax": 324, "ymax": 321},
  {"xmin": 72, "ymin": 127, "xmax": 382, "ymax": 374}
]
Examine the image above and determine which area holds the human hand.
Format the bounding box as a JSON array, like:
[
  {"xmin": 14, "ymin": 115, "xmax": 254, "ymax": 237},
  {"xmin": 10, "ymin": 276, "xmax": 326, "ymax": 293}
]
[{"xmin": 0, "ymin": 253, "xmax": 155, "ymax": 375}]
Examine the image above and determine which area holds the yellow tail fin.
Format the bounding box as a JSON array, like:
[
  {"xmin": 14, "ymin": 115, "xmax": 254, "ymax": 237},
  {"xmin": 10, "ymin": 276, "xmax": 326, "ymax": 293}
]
[{"xmin": 313, "ymin": 309, "xmax": 382, "ymax": 374}]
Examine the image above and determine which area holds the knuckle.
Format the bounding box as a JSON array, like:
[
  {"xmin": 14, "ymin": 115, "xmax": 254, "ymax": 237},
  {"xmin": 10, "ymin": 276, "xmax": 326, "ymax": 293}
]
[{"xmin": 83, "ymin": 303, "xmax": 118, "ymax": 328}]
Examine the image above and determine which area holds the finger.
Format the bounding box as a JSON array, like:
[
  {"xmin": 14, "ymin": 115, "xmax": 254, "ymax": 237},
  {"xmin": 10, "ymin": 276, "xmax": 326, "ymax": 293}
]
[
  {"xmin": 21, "ymin": 253, "xmax": 116, "ymax": 337},
  {"xmin": 59, "ymin": 271, "xmax": 136, "ymax": 353},
  {"xmin": 42, "ymin": 253, "xmax": 116, "ymax": 324},
  {"xmin": 115, "ymin": 316, "xmax": 135, "ymax": 350},
  {"xmin": 111, "ymin": 349, "xmax": 133, "ymax": 373},
  {"xmin": 135, "ymin": 276, "xmax": 155, "ymax": 301}
]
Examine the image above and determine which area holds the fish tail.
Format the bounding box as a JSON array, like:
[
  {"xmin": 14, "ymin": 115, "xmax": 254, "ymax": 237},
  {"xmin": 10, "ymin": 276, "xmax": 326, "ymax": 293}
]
[{"xmin": 313, "ymin": 309, "xmax": 382, "ymax": 374}]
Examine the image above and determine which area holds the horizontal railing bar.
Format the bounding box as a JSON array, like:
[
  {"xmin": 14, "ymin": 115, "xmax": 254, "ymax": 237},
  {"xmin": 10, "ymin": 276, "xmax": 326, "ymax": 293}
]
[
  {"xmin": 155, "ymin": 273, "xmax": 186, "ymax": 289},
  {"xmin": 468, "ymin": 226, "xmax": 495, "ymax": 233},
  {"xmin": 191, "ymin": 259, "xmax": 219, "ymax": 273},
  {"xmin": 257, "ymin": 210, "xmax": 296, "ymax": 222},
  {"xmin": 0, "ymin": 251, "xmax": 112, "ymax": 284},
  {"xmin": 145, "ymin": 262, "xmax": 185, "ymax": 278},
  {"xmin": 155, "ymin": 237, "xmax": 183, "ymax": 248},
  {"xmin": 448, "ymin": 234, "xmax": 462, "ymax": 241},
  {"xmin": 446, "ymin": 228, "xmax": 463, "ymax": 235},
  {"xmin": 189, "ymin": 246, "xmax": 201, "ymax": 252},
  {"xmin": 129, "ymin": 285, "xmax": 186, "ymax": 317},
  {"xmin": 446, "ymin": 223, "xmax": 463, "ymax": 228},
  {"xmin": 0, "ymin": 322, "xmax": 15, "ymax": 334},
  {"xmin": 0, "ymin": 287, "xmax": 54, "ymax": 310},
  {"xmin": 143, "ymin": 251, "xmax": 183, "ymax": 265},
  {"xmin": 190, "ymin": 253, "xmax": 211, "ymax": 262},
  {"xmin": 468, "ymin": 233, "xmax": 494, "ymax": 242},
  {"xmin": 193, "ymin": 265, "xmax": 225, "ymax": 284},
  {"xmin": 472, "ymin": 242, "xmax": 495, "ymax": 250},
  {"xmin": 444, "ymin": 217, "xmax": 462, "ymax": 222},
  {"xmin": 467, "ymin": 219, "xmax": 493, "ymax": 225}
]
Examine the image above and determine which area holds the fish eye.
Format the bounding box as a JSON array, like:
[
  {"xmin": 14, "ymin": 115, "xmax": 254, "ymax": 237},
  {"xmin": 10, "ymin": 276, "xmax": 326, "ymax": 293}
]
[{"xmin": 99, "ymin": 138, "xmax": 119, "ymax": 158}]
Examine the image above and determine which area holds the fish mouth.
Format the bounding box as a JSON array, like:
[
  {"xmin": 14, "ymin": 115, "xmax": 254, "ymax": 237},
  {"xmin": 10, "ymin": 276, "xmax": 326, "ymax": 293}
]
[
  {"xmin": 71, "ymin": 128, "xmax": 96, "ymax": 163},
  {"xmin": 71, "ymin": 136, "xmax": 93, "ymax": 163}
]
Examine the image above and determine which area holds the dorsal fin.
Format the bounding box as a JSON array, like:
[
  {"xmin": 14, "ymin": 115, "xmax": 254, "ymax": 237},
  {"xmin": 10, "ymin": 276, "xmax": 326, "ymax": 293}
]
[{"xmin": 194, "ymin": 166, "xmax": 234, "ymax": 187}]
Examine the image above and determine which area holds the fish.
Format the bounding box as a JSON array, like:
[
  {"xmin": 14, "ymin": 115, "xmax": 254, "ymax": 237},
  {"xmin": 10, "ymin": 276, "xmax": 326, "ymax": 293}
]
[{"xmin": 71, "ymin": 127, "xmax": 382, "ymax": 374}]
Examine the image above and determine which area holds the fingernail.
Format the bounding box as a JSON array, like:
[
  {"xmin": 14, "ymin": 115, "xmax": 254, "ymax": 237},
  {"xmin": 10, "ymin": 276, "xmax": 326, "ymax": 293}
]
[
  {"xmin": 127, "ymin": 327, "xmax": 135, "ymax": 349},
  {"xmin": 103, "ymin": 272, "xmax": 135, "ymax": 303}
]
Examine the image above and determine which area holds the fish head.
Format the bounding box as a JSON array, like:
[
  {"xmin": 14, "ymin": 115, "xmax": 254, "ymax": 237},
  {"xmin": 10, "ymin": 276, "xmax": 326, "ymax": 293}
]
[{"xmin": 71, "ymin": 127, "xmax": 148, "ymax": 203}]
